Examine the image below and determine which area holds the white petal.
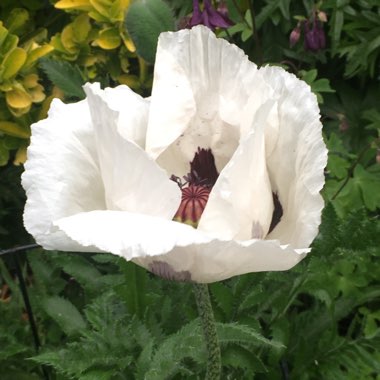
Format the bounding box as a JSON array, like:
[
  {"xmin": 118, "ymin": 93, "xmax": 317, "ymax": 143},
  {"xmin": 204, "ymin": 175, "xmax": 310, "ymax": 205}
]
[
  {"xmin": 55, "ymin": 210, "xmax": 208, "ymax": 258},
  {"xmin": 84, "ymin": 84, "xmax": 181, "ymax": 218},
  {"xmin": 137, "ymin": 240, "xmax": 307, "ymax": 283},
  {"xmin": 55, "ymin": 210, "xmax": 307, "ymax": 283},
  {"xmin": 146, "ymin": 25, "xmax": 261, "ymax": 176},
  {"xmin": 198, "ymin": 100, "xmax": 275, "ymax": 240},
  {"xmin": 260, "ymin": 66, "xmax": 328, "ymax": 247},
  {"xmin": 84, "ymin": 83, "xmax": 149, "ymax": 148},
  {"xmin": 22, "ymin": 98, "xmax": 105, "ymax": 250}
]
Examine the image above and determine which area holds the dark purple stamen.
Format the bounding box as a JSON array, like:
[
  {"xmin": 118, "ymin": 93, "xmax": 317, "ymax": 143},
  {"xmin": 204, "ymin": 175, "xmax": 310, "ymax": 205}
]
[
  {"xmin": 185, "ymin": 147, "xmax": 219, "ymax": 187},
  {"xmin": 268, "ymin": 192, "xmax": 283, "ymax": 233}
]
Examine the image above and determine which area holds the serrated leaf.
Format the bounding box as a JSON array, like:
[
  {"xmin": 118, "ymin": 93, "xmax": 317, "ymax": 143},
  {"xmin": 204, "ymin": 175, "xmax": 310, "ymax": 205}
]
[
  {"xmin": 39, "ymin": 58, "xmax": 85, "ymax": 99},
  {"xmin": 42, "ymin": 296, "xmax": 86, "ymax": 336},
  {"xmin": 53, "ymin": 254, "xmax": 102, "ymax": 291},
  {"xmin": 125, "ymin": 0, "xmax": 175, "ymax": 63},
  {"xmin": 217, "ymin": 323, "xmax": 283, "ymax": 348},
  {"xmin": 222, "ymin": 345, "xmax": 267, "ymax": 374},
  {"xmin": 146, "ymin": 320, "xmax": 204, "ymax": 379}
]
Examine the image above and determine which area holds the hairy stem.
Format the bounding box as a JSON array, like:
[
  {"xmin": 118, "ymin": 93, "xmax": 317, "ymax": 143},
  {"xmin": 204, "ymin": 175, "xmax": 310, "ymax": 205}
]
[{"xmin": 193, "ymin": 283, "xmax": 221, "ymax": 380}]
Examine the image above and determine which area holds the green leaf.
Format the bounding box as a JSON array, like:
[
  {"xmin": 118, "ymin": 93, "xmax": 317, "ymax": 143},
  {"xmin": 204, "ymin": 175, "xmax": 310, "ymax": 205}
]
[
  {"xmin": 125, "ymin": 0, "xmax": 175, "ymax": 63},
  {"xmin": 0, "ymin": 121, "xmax": 29, "ymax": 139},
  {"xmin": 362, "ymin": 108, "xmax": 380, "ymax": 131},
  {"xmin": 146, "ymin": 320, "xmax": 204, "ymax": 379},
  {"xmin": 255, "ymin": 0, "xmax": 279, "ymax": 30},
  {"xmin": 300, "ymin": 69, "xmax": 318, "ymax": 83},
  {"xmin": 327, "ymin": 154, "xmax": 350, "ymax": 179},
  {"xmin": 39, "ymin": 58, "xmax": 85, "ymax": 99},
  {"xmin": 2, "ymin": 47, "xmax": 27, "ymax": 79},
  {"xmin": 312, "ymin": 79, "xmax": 335, "ymax": 93},
  {"xmin": 42, "ymin": 296, "xmax": 86, "ymax": 336},
  {"xmin": 118, "ymin": 261, "xmax": 147, "ymax": 318},
  {"xmin": 353, "ymin": 164, "xmax": 380, "ymax": 210},
  {"xmin": 278, "ymin": 0, "xmax": 291, "ymax": 19},
  {"xmin": 222, "ymin": 345, "xmax": 267, "ymax": 374},
  {"xmin": 331, "ymin": 8, "xmax": 344, "ymax": 55},
  {"xmin": 217, "ymin": 323, "xmax": 283, "ymax": 348},
  {"xmin": 53, "ymin": 254, "xmax": 102, "ymax": 291}
]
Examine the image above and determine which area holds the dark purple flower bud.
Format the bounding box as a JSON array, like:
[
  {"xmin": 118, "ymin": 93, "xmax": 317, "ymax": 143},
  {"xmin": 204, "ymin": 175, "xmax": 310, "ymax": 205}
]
[
  {"xmin": 289, "ymin": 26, "xmax": 301, "ymax": 47},
  {"xmin": 189, "ymin": 0, "xmax": 234, "ymax": 30},
  {"xmin": 304, "ymin": 19, "xmax": 326, "ymax": 52},
  {"xmin": 189, "ymin": 0, "xmax": 203, "ymax": 26}
]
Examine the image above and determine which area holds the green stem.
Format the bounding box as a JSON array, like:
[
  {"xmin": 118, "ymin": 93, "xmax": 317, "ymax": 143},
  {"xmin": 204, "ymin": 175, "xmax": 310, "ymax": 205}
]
[
  {"xmin": 138, "ymin": 57, "xmax": 147, "ymax": 86},
  {"xmin": 193, "ymin": 283, "xmax": 221, "ymax": 380}
]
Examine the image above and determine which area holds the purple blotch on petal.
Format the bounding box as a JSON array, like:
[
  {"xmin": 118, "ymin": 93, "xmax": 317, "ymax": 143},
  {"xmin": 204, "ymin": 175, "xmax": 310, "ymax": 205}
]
[{"xmin": 149, "ymin": 261, "xmax": 192, "ymax": 282}]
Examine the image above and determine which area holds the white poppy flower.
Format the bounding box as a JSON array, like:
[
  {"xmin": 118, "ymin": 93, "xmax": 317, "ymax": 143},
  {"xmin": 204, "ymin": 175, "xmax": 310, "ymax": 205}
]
[{"xmin": 22, "ymin": 26, "xmax": 327, "ymax": 283}]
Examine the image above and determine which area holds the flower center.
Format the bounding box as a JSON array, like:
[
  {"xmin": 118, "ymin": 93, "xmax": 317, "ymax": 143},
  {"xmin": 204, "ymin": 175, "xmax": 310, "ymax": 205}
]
[
  {"xmin": 173, "ymin": 148, "xmax": 218, "ymax": 227},
  {"xmin": 173, "ymin": 185, "xmax": 211, "ymax": 227}
]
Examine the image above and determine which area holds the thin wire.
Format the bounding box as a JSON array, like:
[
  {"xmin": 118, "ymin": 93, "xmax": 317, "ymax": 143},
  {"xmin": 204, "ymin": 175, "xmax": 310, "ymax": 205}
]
[
  {"xmin": 0, "ymin": 243, "xmax": 40, "ymax": 256},
  {"xmin": 1, "ymin": 245, "xmax": 50, "ymax": 379}
]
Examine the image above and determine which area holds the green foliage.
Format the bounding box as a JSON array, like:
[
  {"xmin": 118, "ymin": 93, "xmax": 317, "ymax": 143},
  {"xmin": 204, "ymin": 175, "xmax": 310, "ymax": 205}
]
[
  {"xmin": 325, "ymin": 0, "xmax": 380, "ymax": 77},
  {"xmin": 299, "ymin": 69, "xmax": 335, "ymax": 104},
  {"xmin": 0, "ymin": 205, "xmax": 365, "ymax": 379},
  {"xmin": 125, "ymin": 0, "xmax": 175, "ymax": 63},
  {"xmin": 39, "ymin": 58, "xmax": 85, "ymax": 99}
]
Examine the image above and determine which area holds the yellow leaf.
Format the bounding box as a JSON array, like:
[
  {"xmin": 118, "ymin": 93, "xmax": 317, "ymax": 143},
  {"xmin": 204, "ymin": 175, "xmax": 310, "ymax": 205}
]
[
  {"xmin": 38, "ymin": 87, "xmax": 64, "ymax": 120},
  {"xmin": 95, "ymin": 28, "xmax": 121, "ymax": 50},
  {"xmin": 88, "ymin": 10, "xmax": 108, "ymax": 22},
  {"xmin": 0, "ymin": 22, "xmax": 8, "ymax": 47},
  {"xmin": 120, "ymin": 0, "xmax": 130, "ymax": 8},
  {"xmin": 51, "ymin": 35, "xmax": 73, "ymax": 56},
  {"xmin": 61, "ymin": 25, "xmax": 78, "ymax": 53},
  {"xmin": 2, "ymin": 47, "xmax": 27, "ymax": 79},
  {"xmin": 6, "ymin": 8, "xmax": 29, "ymax": 34},
  {"xmin": 0, "ymin": 121, "xmax": 30, "ymax": 139},
  {"xmin": 72, "ymin": 14, "xmax": 91, "ymax": 43},
  {"xmin": 123, "ymin": 35, "xmax": 136, "ymax": 52},
  {"xmin": 117, "ymin": 74, "xmax": 140, "ymax": 89},
  {"xmin": 14, "ymin": 146, "xmax": 27, "ymax": 165},
  {"xmin": 23, "ymin": 73, "xmax": 39, "ymax": 88},
  {"xmin": 89, "ymin": 0, "xmax": 111, "ymax": 18},
  {"xmin": 6, "ymin": 87, "xmax": 32, "ymax": 109},
  {"xmin": 29, "ymin": 84, "xmax": 46, "ymax": 103},
  {"xmin": 55, "ymin": 0, "xmax": 92, "ymax": 11},
  {"xmin": 24, "ymin": 44, "xmax": 54, "ymax": 68}
]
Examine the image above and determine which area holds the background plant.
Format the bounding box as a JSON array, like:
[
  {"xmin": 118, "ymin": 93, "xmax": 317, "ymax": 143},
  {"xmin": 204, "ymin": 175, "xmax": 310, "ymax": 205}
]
[{"xmin": 0, "ymin": 0, "xmax": 379, "ymax": 379}]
